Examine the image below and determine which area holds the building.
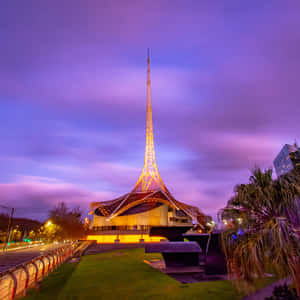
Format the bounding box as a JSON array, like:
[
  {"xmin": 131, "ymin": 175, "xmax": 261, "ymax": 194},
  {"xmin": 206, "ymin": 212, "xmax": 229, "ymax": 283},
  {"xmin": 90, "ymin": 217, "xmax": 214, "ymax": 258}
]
[
  {"xmin": 273, "ymin": 143, "xmax": 300, "ymax": 177},
  {"xmin": 88, "ymin": 51, "xmax": 205, "ymax": 243}
]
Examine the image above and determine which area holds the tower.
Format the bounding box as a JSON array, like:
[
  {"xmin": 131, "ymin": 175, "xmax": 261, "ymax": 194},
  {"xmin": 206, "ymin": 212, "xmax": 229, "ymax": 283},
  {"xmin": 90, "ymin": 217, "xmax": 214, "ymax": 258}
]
[
  {"xmin": 133, "ymin": 49, "xmax": 166, "ymax": 193},
  {"xmin": 89, "ymin": 50, "xmax": 205, "ymax": 232}
]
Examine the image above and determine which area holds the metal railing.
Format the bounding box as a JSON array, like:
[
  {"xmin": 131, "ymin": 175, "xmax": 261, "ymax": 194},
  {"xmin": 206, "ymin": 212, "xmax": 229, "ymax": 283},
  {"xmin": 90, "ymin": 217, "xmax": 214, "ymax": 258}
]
[
  {"xmin": 72, "ymin": 241, "xmax": 94, "ymax": 257},
  {"xmin": 0, "ymin": 244, "xmax": 73, "ymax": 300}
]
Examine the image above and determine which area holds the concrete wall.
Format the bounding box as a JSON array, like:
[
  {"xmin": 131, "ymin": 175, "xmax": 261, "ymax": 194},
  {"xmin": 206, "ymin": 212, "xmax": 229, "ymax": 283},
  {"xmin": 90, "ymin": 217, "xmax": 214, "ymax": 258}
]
[
  {"xmin": 93, "ymin": 204, "xmax": 168, "ymax": 227},
  {"xmin": 92, "ymin": 204, "xmax": 193, "ymax": 228}
]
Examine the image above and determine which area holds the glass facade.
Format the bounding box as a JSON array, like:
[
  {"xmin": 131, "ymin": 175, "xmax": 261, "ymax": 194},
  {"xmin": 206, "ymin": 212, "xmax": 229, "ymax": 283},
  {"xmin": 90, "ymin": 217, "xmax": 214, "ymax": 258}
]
[{"xmin": 273, "ymin": 144, "xmax": 300, "ymax": 176}]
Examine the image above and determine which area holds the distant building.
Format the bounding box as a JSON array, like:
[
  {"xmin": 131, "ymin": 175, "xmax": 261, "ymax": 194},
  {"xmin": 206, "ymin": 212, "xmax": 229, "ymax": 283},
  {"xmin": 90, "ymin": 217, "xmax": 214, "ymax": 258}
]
[{"xmin": 273, "ymin": 143, "xmax": 300, "ymax": 176}]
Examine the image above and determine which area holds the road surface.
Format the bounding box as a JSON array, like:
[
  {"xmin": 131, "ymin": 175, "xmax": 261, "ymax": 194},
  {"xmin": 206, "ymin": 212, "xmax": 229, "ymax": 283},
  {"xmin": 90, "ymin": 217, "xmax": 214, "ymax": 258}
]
[{"xmin": 0, "ymin": 243, "xmax": 65, "ymax": 273}]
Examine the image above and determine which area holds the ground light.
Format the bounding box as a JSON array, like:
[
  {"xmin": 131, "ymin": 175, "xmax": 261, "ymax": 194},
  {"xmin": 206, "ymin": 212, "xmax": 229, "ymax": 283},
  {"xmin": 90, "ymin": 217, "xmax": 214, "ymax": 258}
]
[{"xmin": 87, "ymin": 234, "xmax": 165, "ymax": 243}]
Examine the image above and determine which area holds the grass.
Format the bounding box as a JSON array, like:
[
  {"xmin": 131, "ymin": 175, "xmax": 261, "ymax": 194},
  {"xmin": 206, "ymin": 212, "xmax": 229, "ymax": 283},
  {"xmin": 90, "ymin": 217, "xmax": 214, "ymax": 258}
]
[
  {"xmin": 23, "ymin": 262, "xmax": 78, "ymax": 300},
  {"xmin": 23, "ymin": 248, "xmax": 276, "ymax": 300}
]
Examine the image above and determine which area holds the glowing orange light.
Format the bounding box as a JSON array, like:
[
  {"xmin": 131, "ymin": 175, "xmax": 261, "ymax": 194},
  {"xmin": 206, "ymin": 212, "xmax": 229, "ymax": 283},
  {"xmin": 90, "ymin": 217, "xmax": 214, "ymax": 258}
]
[
  {"xmin": 87, "ymin": 234, "xmax": 165, "ymax": 244},
  {"xmin": 45, "ymin": 220, "xmax": 52, "ymax": 227},
  {"xmin": 132, "ymin": 50, "xmax": 166, "ymax": 193}
]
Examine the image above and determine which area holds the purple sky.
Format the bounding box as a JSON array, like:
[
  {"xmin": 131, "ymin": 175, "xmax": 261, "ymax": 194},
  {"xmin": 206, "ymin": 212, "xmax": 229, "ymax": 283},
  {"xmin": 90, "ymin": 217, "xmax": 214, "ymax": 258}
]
[{"xmin": 1, "ymin": 1, "xmax": 300, "ymax": 221}]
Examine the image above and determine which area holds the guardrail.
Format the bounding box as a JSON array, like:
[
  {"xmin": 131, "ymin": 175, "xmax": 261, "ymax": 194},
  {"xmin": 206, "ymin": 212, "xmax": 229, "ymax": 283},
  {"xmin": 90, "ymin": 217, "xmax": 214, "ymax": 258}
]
[
  {"xmin": 72, "ymin": 240, "xmax": 95, "ymax": 257},
  {"xmin": 0, "ymin": 244, "xmax": 73, "ymax": 300}
]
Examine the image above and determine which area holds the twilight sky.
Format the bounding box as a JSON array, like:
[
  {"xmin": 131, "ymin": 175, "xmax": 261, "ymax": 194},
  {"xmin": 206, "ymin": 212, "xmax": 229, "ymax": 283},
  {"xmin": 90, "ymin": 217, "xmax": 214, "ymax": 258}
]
[{"xmin": 1, "ymin": 1, "xmax": 300, "ymax": 221}]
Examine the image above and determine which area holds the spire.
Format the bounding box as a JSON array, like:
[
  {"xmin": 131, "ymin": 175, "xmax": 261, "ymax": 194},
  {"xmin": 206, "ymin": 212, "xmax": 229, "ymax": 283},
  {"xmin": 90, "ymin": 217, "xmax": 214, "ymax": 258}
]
[
  {"xmin": 133, "ymin": 49, "xmax": 166, "ymax": 192},
  {"xmin": 106, "ymin": 50, "xmax": 202, "ymax": 222}
]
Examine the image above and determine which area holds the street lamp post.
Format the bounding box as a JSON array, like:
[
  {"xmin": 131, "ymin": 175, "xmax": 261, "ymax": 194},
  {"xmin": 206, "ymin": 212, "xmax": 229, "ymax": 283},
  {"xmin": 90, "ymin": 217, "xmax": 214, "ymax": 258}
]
[{"xmin": 1, "ymin": 205, "xmax": 15, "ymax": 252}]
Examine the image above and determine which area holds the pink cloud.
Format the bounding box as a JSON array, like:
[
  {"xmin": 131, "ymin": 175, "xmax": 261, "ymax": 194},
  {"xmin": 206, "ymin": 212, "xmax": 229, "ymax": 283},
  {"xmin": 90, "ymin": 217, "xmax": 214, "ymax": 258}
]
[{"xmin": 0, "ymin": 176, "xmax": 115, "ymax": 219}]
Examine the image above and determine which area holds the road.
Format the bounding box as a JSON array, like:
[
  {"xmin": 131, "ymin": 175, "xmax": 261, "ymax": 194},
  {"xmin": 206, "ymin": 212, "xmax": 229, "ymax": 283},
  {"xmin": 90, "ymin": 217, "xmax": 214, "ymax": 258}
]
[{"xmin": 0, "ymin": 243, "xmax": 65, "ymax": 273}]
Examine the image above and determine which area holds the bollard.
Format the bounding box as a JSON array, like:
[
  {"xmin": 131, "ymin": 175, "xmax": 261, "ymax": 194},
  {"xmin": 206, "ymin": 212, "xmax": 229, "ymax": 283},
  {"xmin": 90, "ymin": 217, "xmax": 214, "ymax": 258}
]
[
  {"xmin": 47, "ymin": 255, "xmax": 54, "ymax": 272},
  {"xmin": 26, "ymin": 263, "xmax": 37, "ymax": 289},
  {"xmin": 21, "ymin": 265, "xmax": 29, "ymax": 297},
  {"xmin": 0, "ymin": 273, "xmax": 15, "ymax": 300},
  {"xmin": 9, "ymin": 272, "xmax": 17, "ymax": 300},
  {"xmin": 13, "ymin": 267, "xmax": 27, "ymax": 298}
]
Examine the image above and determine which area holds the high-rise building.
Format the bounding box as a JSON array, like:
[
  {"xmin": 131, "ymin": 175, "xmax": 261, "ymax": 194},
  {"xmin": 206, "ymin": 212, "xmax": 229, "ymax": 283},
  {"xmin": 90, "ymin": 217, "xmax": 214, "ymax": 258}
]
[
  {"xmin": 88, "ymin": 51, "xmax": 206, "ymax": 243},
  {"xmin": 273, "ymin": 143, "xmax": 300, "ymax": 177}
]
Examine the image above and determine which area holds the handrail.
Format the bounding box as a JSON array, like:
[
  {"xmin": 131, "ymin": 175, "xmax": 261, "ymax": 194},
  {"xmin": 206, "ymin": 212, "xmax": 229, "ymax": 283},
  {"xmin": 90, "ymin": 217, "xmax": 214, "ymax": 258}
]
[{"xmin": 0, "ymin": 244, "xmax": 73, "ymax": 300}]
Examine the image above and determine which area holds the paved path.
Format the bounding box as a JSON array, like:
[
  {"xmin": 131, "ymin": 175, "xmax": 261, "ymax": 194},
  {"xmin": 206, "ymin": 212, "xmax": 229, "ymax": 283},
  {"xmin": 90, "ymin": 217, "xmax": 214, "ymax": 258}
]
[
  {"xmin": 0, "ymin": 243, "xmax": 65, "ymax": 273},
  {"xmin": 85, "ymin": 243, "xmax": 146, "ymax": 255},
  {"xmin": 242, "ymin": 277, "xmax": 292, "ymax": 300}
]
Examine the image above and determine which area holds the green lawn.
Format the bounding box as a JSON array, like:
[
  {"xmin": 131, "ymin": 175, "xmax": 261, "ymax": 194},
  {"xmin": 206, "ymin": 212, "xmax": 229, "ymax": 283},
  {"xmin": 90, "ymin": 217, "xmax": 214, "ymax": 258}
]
[
  {"xmin": 24, "ymin": 262, "xmax": 78, "ymax": 300},
  {"xmin": 24, "ymin": 248, "xmax": 275, "ymax": 300}
]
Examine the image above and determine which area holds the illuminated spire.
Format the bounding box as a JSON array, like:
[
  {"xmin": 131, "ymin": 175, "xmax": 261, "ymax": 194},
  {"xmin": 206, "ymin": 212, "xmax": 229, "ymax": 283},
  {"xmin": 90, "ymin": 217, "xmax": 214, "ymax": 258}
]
[
  {"xmin": 133, "ymin": 49, "xmax": 166, "ymax": 192},
  {"xmin": 105, "ymin": 50, "xmax": 203, "ymax": 222}
]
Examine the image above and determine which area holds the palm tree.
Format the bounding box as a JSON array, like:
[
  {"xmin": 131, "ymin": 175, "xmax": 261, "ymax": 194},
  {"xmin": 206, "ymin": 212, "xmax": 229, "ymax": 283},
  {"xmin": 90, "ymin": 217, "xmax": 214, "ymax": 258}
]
[{"xmin": 220, "ymin": 168, "xmax": 300, "ymax": 296}]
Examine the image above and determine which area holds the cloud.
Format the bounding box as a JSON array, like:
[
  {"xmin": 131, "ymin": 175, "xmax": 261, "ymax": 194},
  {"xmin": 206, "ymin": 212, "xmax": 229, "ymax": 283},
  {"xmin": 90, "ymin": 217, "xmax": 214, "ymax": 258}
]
[
  {"xmin": 1, "ymin": 1, "xmax": 300, "ymax": 221},
  {"xmin": 0, "ymin": 176, "xmax": 114, "ymax": 220}
]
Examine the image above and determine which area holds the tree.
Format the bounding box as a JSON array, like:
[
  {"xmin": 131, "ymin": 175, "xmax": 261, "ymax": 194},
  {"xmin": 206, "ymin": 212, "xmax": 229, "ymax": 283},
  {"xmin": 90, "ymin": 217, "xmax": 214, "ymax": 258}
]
[
  {"xmin": 220, "ymin": 168, "xmax": 300, "ymax": 296},
  {"xmin": 203, "ymin": 215, "xmax": 215, "ymax": 233},
  {"xmin": 0, "ymin": 213, "xmax": 42, "ymax": 242},
  {"xmin": 48, "ymin": 202, "xmax": 86, "ymax": 241}
]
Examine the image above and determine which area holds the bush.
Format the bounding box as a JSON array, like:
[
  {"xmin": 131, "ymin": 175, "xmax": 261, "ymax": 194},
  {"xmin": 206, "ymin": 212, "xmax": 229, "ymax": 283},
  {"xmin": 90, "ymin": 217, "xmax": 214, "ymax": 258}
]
[{"xmin": 265, "ymin": 284, "xmax": 298, "ymax": 300}]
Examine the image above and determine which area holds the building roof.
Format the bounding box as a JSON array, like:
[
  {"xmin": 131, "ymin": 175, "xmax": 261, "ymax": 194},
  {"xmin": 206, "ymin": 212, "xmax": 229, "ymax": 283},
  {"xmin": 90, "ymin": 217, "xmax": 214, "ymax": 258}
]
[
  {"xmin": 90, "ymin": 188, "xmax": 206, "ymax": 225},
  {"xmin": 145, "ymin": 241, "xmax": 201, "ymax": 253}
]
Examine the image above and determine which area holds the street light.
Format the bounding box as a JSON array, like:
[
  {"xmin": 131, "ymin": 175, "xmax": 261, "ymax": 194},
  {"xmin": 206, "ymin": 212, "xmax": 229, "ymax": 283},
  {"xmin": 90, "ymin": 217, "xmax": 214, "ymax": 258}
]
[{"xmin": 45, "ymin": 220, "xmax": 52, "ymax": 227}]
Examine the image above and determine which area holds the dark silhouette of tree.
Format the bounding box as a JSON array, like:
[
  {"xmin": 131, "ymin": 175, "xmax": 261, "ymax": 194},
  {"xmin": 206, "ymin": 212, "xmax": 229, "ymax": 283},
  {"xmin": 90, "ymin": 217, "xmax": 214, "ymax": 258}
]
[
  {"xmin": 221, "ymin": 168, "xmax": 300, "ymax": 296},
  {"xmin": 48, "ymin": 202, "xmax": 86, "ymax": 241},
  {"xmin": 0, "ymin": 213, "xmax": 41, "ymax": 242}
]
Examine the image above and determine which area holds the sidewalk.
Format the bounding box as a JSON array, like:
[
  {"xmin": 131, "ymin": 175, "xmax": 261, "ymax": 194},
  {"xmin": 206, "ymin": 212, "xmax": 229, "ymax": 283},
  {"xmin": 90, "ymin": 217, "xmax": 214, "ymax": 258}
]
[{"xmin": 242, "ymin": 277, "xmax": 292, "ymax": 300}]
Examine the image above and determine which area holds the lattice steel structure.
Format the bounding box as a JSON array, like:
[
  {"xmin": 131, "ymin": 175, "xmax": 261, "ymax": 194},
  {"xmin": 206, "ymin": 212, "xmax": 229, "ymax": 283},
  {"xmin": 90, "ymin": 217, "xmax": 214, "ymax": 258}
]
[
  {"xmin": 90, "ymin": 50, "xmax": 205, "ymax": 226},
  {"xmin": 133, "ymin": 49, "xmax": 166, "ymax": 193}
]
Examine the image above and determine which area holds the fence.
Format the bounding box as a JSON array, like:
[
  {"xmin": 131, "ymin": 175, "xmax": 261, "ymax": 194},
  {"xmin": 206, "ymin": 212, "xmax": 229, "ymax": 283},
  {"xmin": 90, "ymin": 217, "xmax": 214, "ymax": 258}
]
[{"xmin": 0, "ymin": 244, "xmax": 73, "ymax": 300}]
